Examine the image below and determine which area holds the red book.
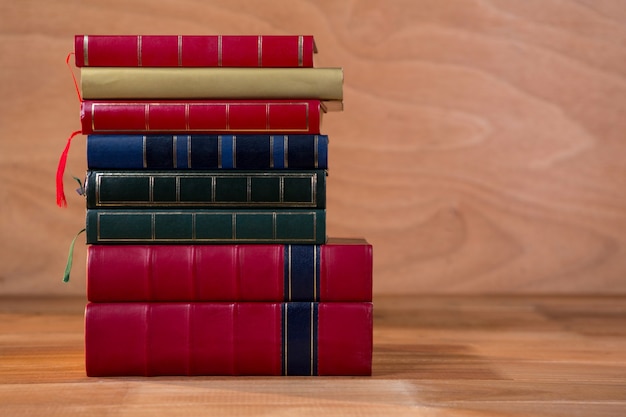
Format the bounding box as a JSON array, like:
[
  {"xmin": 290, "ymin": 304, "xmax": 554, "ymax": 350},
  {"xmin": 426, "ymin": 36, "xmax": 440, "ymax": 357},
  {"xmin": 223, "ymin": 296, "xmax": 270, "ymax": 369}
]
[
  {"xmin": 75, "ymin": 35, "xmax": 316, "ymax": 67},
  {"xmin": 87, "ymin": 239, "xmax": 372, "ymax": 302},
  {"xmin": 80, "ymin": 100, "xmax": 325, "ymax": 134},
  {"xmin": 85, "ymin": 302, "xmax": 373, "ymax": 376}
]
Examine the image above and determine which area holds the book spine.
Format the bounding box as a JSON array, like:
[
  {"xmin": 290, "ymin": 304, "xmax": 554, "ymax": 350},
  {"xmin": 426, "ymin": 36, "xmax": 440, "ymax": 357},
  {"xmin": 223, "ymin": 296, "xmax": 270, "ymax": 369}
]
[
  {"xmin": 75, "ymin": 35, "xmax": 315, "ymax": 68},
  {"xmin": 80, "ymin": 100, "xmax": 322, "ymax": 135},
  {"xmin": 86, "ymin": 209, "xmax": 326, "ymax": 244},
  {"xmin": 86, "ymin": 135, "xmax": 328, "ymax": 170},
  {"xmin": 86, "ymin": 241, "xmax": 372, "ymax": 302},
  {"xmin": 85, "ymin": 302, "xmax": 373, "ymax": 376},
  {"xmin": 79, "ymin": 67, "xmax": 343, "ymax": 100},
  {"xmin": 85, "ymin": 170, "xmax": 326, "ymax": 209}
]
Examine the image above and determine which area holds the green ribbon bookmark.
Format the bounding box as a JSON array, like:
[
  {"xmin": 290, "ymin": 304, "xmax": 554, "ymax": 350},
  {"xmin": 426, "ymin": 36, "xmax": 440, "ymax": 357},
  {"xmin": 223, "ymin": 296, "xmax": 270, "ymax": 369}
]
[
  {"xmin": 63, "ymin": 228, "xmax": 86, "ymax": 283},
  {"xmin": 72, "ymin": 175, "xmax": 85, "ymax": 196}
]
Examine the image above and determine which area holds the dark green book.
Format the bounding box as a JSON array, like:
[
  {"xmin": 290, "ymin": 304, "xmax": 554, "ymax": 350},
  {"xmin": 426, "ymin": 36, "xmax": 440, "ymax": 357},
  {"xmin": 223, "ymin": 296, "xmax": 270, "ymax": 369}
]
[
  {"xmin": 86, "ymin": 209, "xmax": 326, "ymax": 244},
  {"xmin": 86, "ymin": 170, "xmax": 326, "ymax": 209}
]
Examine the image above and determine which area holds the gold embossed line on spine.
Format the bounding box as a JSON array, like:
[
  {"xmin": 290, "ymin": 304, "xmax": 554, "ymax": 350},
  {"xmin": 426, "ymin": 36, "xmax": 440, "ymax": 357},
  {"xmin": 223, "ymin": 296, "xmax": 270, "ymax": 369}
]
[
  {"xmin": 284, "ymin": 135, "xmax": 288, "ymax": 168},
  {"xmin": 313, "ymin": 247, "xmax": 318, "ymax": 301},
  {"xmin": 91, "ymin": 102, "xmax": 96, "ymax": 132},
  {"xmin": 266, "ymin": 103, "xmax": 270, "ymax": 130},
  {"xmin": 142, "ymin": 135, "xmax": 147, "ymax": 168},
  {"xmin": 225, "ymin": 103, "xmax": 230, "ymax": 131},
  {"xmin": 246, "ymin": 176, "xmax": 252, "ymax": 203},
  {"xmin": 95, "ymin": 173, "xmax": 101, "ymax": 207},
  {"xmin": 279, "ymin": 176, "xmax": 285, "ymax": 203},
  {"xmin": 272, "ymin": 211, "xmax": 277, "ymax": 240},
  {"xmin": 269, "ymin": 136, "xmax": 274, "ymax": 168},
  {"xmin": 185, "ymin": 104, "xmax": 190, "ymax": 130},
  {"xmin": 144, "ymin": 104, "xmax": 150, "ymax": 131},
  {"xmin": 283, "ymin": 305, "xmax": 289, "ymax": 375},
  {"xmin": 217, "ymin": 35, "xmax": 222, "ymax": 67},
  {"xmin": 311, "ymin": 173, "xmax": 317, "ymax": 206},
  {"xmin": 258, "ymin": 35, "xmax": 263, "ymax": 67},
  {"xmin": 211, "ymin": 176, "xmax": 216, "ymax": 202},
  {"xmin": 187, "ymin": 135, "xmax": 192, "ymax": 168},
  {"xmin": 176, "ymin": 176, "xmax": 181, "ymax": 202},
  {"xmin": 137, "ymin": 35, "xmax": 143, "ymax": 67},
  {"xmin": 314, "ymin": 135, "xmax": 319, "ymax": 169},
  {"xmin": 83, "ymin": 35, "xmax": 89, "ymax": 66},
  {"xmin": 177, "ymin": 35, "xmax": 183, "ymax": 67},
  {"xmin": 172, "ymin": 135, "xmax": 178, "ymax": 169},
  {"xmin": 287, "ymin": 245, "xmax": 292, "ymax": 301},
  {"xmin": 305, "ymin": 102, "xmax": 309, "ymax": 131},
  {"xmin": 298, "ymin": 35, "xmax": 303, "ymax": 67},
  {"xmin": 232, "ymin": 135, "xmax": 237, "ymax": 169},
  {"xmin": 149, "ymin": 175, "xmax": 154, "ymax": 203}
]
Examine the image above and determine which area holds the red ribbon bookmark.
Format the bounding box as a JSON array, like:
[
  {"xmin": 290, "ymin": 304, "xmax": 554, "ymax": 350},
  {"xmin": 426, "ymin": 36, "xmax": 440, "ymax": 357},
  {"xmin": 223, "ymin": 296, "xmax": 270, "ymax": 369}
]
[
  {"xmin": 66, "ymin": 52, "xmax": 82, "ymax": 102},
  {"xmin": 56, "ymin": 130, "xmax": 82, "ymax": 208},
  {"xmin": 57, "ymin": 52, "xmax": 83, "ymax": 208}
]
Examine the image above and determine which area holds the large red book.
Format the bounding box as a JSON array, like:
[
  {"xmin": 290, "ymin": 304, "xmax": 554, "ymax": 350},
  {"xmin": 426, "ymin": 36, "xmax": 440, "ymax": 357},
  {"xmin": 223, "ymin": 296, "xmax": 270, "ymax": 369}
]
[
  {"xmin": 87, "ymin": 239, "xmax": 372, "ymax": 302},
  {"xmin": 85, "ymin": 301, "xmax": 373, "ymax": 376},
  {"xmin": 81, "ymin": 99, "xmax": 326, "ymax": 134},
  {"xmin": 75, "ymin": 35, "xmax": 316, "ymax": 67}
]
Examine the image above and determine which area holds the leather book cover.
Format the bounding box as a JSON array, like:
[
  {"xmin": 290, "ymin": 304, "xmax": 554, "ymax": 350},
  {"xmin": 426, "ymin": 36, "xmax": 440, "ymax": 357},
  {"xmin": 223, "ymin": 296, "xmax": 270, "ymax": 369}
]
[
  {"xmin": 81, "ymin": 100, "xmax": 328, "ymax": 135},
  {"xmin": 87, "ymin": 238, "xmax": 372, "ymax": 302},
  {"xmin": 85, "ymin": 302, "xmax": 373, "ymax": 376},
  {"xmin": 79, "ymin": 67, "xmax": 343, "ymax": 101},
  {"xmin": 86, "ymin": 134, "xmax": 328, "ymax": 170},
  {"xmin": 75, "ymin": 35, "xmax": 316, "ymax": 68},
  {"xmin": 85, "ymin": 170, "xmax": 326, "ymax": 209},
  {"xmin": 86, "ymin": 209, "xmax": 326, "ymax": 244}
]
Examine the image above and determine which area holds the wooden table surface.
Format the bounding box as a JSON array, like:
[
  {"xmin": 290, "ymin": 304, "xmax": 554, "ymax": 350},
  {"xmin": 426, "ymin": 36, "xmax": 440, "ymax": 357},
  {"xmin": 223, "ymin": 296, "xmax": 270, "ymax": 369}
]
[{"xmin": 1, "ymin": 296, "xmax": 625, "ymax": 416}]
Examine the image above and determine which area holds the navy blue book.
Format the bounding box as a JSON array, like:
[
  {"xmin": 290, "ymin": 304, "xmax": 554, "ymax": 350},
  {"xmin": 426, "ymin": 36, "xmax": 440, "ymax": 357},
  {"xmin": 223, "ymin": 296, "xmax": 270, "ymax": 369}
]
[{"xmin": 87, "ymin": 134, "xmax": 328, "ymax": 170}]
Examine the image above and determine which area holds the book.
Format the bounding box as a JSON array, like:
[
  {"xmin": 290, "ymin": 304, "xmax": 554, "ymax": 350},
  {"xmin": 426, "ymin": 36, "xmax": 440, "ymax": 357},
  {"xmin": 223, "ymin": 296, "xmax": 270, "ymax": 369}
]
[
  {"xmin": 86, "ymin": 170, "xmax": 326, "ymax": 209},
  {"xmin": 86, "ymin": 209, "xmax": 326, "ymax": 244},
  {"xmin": 81, "ymin": 100, "xmax": 330, "ymax": 135},
  {"xmin": 87, "ymin": 238, "xmax": 372, "ymax": 302},
  {"xmin": 86, "ymin": 134, "xmax": 328, "ymax": 170},
  {"xmin": 80, "ymin": 67, "xmax": 343, "ymax": 100},
  {"xmin": 75, "ymin": 35, "xmax": 317, "ymax": 67},
  {"xmin": 85, "ymin": 301, "xmax": 373, "ymax": 376}
]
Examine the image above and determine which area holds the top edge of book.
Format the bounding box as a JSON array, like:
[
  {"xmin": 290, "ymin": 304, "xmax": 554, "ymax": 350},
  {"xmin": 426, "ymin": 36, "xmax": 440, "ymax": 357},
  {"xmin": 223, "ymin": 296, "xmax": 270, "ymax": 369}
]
[{"xmin": 75, "ymin": 35, "xmax": 317, "ymax": 67}]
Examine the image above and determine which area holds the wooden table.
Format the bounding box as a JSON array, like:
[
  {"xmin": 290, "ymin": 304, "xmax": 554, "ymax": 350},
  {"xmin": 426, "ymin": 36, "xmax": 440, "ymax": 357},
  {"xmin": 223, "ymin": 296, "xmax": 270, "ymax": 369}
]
[{"xmin": 1, "ymin": 296, "xmax": 625, "ymax": 416}]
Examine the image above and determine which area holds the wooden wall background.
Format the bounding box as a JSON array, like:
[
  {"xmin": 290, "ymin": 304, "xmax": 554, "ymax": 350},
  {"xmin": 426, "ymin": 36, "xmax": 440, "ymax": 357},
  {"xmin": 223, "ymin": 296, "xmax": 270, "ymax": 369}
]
[{"xmin": 1, "ymin": 0, "xmax": 625, "ymax": 296}]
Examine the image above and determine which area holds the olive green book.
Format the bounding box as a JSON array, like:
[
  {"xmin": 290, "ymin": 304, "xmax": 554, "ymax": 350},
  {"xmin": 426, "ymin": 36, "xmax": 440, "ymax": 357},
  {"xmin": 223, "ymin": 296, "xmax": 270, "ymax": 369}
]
[
  {"xmin": 80, "ymin": 67, "xmax": 343, "ymax": 101},
  {"xmin": 86, "ymin": 209, "xmax": 326, "ymax": 244}
]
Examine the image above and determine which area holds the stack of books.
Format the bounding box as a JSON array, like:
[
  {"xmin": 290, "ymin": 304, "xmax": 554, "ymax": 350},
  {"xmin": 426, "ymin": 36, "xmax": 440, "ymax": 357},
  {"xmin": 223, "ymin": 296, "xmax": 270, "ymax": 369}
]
[{"xmin": 67, "ymin": 35, "xmax": 373, "ymax": 376}]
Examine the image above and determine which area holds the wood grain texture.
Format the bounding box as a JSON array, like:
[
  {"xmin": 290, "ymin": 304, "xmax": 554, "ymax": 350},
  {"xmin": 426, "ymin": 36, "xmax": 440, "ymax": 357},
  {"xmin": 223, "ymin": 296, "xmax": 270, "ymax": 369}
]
[
  {"xmin": 1, "ymin": 296, "xmax": 625, "ymax": 416},
  {"xmin": 1, "ymin": 0, "xmax": 626, "ymax": 295}
]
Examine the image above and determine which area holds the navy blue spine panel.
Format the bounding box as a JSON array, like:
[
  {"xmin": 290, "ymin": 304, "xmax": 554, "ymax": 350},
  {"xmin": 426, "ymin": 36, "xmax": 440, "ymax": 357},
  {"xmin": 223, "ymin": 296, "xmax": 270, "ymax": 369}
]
[
  {"xmin": 190, "ymin": 135, "xmax": 219, "ymax": 169},
  {"xmin": 287, "ymin": 136, "xmax": 315, "ymax": 168},
  {"xmin": 235, "ymin": 136, "xmax": 271, "ymax": 169},
  {"xmin": 282, "ymin": 302, "xmax": 318, "ymax": 376},
  {"xmin": 87, "ymin": 135, "xmax": 144, "ymax": 169},
  {"xmin": 146, "ymin": 136, "xmax": 174, "ymax": 169},
  {"xmin": 284, "ymin": 245, "xmax": 320, "ymax": 302}
]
